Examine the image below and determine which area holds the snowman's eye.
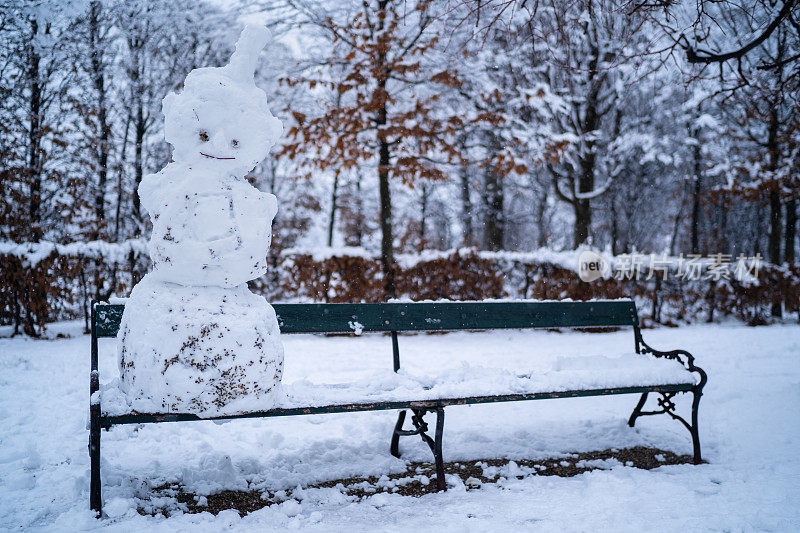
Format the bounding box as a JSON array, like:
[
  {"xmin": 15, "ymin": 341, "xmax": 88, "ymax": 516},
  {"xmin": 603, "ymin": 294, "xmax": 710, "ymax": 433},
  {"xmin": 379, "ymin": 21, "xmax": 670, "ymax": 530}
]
[
  {"xmin": 199, "ymin": 130, "xmax": 209, "ymax": 142},
  {"xmin": 231, "ymin": 139, "xmax": 239, "ymax": 148}
]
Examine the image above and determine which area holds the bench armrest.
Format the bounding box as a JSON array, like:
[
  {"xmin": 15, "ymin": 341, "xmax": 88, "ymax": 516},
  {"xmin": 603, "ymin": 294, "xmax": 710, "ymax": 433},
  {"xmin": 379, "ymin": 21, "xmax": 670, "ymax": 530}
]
[{"xmin": 639, "ymin": 340, "xmax": 708, "ymax": 389}]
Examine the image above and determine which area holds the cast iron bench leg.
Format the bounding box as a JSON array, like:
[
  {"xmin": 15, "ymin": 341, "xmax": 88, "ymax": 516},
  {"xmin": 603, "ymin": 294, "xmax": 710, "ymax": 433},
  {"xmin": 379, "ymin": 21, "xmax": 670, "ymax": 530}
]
[
  {"xmin": 626, "ymin": 389, "xmax": 704, "ymax": 465},
  {"xmin": 691, "ymin": 388, "xmax": 703, "ymax": 465},
  {"xmin": 433, "ymin": 406, "xmax": 445, "ymax": 491},
  {"xmin": 89, "ymin": 372, "xmax": 102, "ymax": 516},
  {"xmin": 627, "ymin": 392, "xmax": 649, "ymax": 427},
  {"xmin": 390, "ymin": 410, "xmax": 406, "ymax": 458},
  {"xmin": 389, "ymin": 407, "xmax": 446, "ymax": 490}
]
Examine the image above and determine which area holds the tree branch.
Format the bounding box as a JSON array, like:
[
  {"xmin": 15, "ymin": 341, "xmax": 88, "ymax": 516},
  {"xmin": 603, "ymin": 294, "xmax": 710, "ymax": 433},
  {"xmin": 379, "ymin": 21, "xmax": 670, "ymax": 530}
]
[{"xmin": 684, "ymin": 0, "xmax": 796, "ymax": 65}]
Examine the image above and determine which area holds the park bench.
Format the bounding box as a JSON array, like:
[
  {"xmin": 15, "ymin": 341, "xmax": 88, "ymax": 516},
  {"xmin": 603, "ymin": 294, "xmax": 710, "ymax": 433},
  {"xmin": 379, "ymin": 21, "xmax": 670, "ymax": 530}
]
[{"xmin": 89, "ymin": 299, "xmax": 707, "ymax": 516}]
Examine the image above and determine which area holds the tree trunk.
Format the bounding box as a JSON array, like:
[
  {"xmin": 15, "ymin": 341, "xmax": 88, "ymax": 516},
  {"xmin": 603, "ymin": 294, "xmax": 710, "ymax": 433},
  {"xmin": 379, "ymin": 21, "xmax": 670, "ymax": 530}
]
[
  {"xmin": 610, "ymin": 199, "xmax": 619, "ymax": 255},
  {"xmin": 574, "ymin": 135, "xmax": 594, "ymax": 247},
  {"xmin": 419, "ymin": 182, "xmax": 428, "ymax": 250},
  {"xmin": 327, "ymin": 172, "xmax": 339, "ymax": 247},
  {"xmin": 690, "ymin": 143, "xmax": 702, "ymax": 254},
  {"xmin": 377, "ymin": 135, "xmax": 395, "ymax": 297},
  {"xmin": 669, "ymin": 181, "xmax": 685, "ymax": 256},
  {"xmin": 767, "ymin": 109, "xmax": 782, "ymax": 316},
  {"xmin": 128, "ymin": 35, "xmax": 146, "ymax": 233},
  {"xmin": 766, "ymin": 44, "xmax": 785, "ymax": 316},
  {"xmin": 573, "ymin": 199, "xmax": 590, "ymax": 248},
  {"xmin": 326, "ymin": 90, "xmax": 344, "ymax": 248},
  {"xmin": 768, "ymin": 189, "xmax": 783, "ymax": 317},
  {"xmin": 375, "ymin": 0, "xmax": 395, "ymax": 298},
  {"xmin": 353, "ymin": 173, "xmax": 363, "ymax": 246},
  {"xmin": 460, "ymin": 161, "xmax": 473, "ymax": 247},
  {"xmin": 536, "ymin": 191, "xmax": 548, "ymax": 248},
  {"xmin": 483, "ymin": 164, "xmax": 504, "ymax": 251},
  {"xmin": 768, "ymin": 190, "xmax": 782, "ymax": 263},
  {"xmin": 753, "ymin": 193, "xmax": 762, "ymax": 256},
  {"xmin": 785, "ymin": 198, "xmax": 796, "ymax": 264},
  {"xmin": 89, "ymin": 1, "xmax": 110, "ymax": 232},
  {"xmin": 719, "ymin": 194, "xmax": 729, "ymax": 254},
  {"xmin": 27, "ymin": 18, "xmax": 42, "ymax": 242},
  {"xmin": 572, "ymin": 126, "xmax": 597, "ymax": 248},
  {"xmin": 131, "ymin": 100, "xmax": 145, "ymax": 228},
  {"xmin": 114, "ymin": 113, "xmax": 131, "ymax": 241},
  {"xmin": 767, "ymin": 99, "xmax": 782, "ymax": 265}
]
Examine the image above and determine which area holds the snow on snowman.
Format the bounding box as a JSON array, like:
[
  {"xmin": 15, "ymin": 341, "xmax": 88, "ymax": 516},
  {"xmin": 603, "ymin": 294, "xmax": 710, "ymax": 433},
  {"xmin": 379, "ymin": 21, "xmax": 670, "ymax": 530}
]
[{"xmin": 117, "ymin": 25, "xmax": 285, "ymax": 416}]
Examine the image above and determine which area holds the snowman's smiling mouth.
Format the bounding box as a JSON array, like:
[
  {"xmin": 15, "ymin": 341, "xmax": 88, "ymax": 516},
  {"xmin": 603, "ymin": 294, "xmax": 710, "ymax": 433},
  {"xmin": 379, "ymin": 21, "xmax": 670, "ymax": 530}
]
[{"xmin": 200, "ymin": 152, "xmax": 236, "ymax": 160}]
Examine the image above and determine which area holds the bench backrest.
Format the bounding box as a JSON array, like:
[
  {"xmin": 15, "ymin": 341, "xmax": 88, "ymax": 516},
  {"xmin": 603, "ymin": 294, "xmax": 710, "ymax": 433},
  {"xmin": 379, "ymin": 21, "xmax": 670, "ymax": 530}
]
[
  {"xmin": 91, "ymin": 300, "xmax": 642, "ymax": 373},
  {"xmin": 93, "ymin": 300, "xmax": 640, "ymax": 335}
]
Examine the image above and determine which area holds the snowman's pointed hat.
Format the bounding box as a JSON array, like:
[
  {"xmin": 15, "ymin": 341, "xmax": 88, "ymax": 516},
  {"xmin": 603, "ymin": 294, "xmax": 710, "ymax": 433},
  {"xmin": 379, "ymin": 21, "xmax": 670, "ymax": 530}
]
[
  {"xmin": 222, "ymin": 24, "xmax": 270, "ymax": 86},
  {"xmin": 163, "ymin": 22, "xmax": 280, "ymax": 123},
  {"xmin": 179, "ymin": 24, "xmax": 269, "ymax": 91}
]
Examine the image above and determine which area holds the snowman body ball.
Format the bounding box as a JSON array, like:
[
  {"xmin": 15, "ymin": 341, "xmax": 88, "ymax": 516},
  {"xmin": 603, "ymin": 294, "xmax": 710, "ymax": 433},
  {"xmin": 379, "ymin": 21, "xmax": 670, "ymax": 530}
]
[{"xmin": 116, "ymin": 25, "xmax": 285, "ymax": 416}]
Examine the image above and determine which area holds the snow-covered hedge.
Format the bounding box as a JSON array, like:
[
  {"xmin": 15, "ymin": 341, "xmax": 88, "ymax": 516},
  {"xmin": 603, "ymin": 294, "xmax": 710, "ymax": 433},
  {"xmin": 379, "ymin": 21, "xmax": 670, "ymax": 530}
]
[
  {"xmin": 2, "ymin": 242, "xmax": 798, "ymax": 335},
  {"xmin": 275, "ymin": 247, "xmax": 799, "ymax": 326},
  {"xmin": 0, "ymin": 239, "xmax": 148, "ymax": 266},
  {"xmin": 0, "ymin": 240, "xmax": 149, "ymax": 335}
]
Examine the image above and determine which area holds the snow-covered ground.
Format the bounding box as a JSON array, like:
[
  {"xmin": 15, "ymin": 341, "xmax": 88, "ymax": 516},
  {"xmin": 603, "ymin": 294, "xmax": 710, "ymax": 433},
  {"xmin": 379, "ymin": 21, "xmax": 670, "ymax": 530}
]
[{"xmin": 1, "ymin": 322, "xmax": 799, "ymax": 531}]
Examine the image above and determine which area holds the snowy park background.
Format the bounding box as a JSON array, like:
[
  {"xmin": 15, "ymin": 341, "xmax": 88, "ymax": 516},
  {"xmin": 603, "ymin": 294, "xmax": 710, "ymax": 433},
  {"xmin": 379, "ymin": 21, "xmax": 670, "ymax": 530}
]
[{"xmin": 2, "ymin": 0, "xmax": 800, "ymax": 530}]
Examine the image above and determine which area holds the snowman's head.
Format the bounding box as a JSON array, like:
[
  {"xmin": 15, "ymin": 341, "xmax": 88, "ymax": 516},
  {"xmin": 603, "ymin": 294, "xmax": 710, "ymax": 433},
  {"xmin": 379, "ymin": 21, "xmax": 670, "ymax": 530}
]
[{"xmin": 162, "ymin": 25, "xmax": 283, "ymax": 175}]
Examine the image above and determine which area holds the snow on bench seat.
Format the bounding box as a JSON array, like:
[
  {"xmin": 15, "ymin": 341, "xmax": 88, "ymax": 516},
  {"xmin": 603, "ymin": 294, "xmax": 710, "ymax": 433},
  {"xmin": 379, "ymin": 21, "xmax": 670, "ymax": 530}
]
[{"xmin": 100, "ymin": 352, "xmax": 695, "ymax": 418}]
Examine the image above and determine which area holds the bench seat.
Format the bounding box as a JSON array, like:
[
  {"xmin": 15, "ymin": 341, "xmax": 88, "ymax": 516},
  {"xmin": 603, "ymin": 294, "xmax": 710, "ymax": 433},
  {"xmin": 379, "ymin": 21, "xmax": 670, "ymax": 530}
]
[{"xmin": 99, "ymin": 351, "xmax": 696, "ymax": 421}]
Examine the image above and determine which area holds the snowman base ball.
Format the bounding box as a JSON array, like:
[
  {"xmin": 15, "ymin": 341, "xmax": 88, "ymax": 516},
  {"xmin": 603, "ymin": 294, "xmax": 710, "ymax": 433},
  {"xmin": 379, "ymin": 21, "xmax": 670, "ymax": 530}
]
[{"xmin": 118, "ymin": 275, "xmax": 284, "ymax": 416}]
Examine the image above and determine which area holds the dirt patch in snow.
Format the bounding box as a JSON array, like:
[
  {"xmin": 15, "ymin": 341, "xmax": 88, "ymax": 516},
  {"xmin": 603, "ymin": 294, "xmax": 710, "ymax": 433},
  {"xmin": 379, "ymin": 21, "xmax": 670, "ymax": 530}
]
[{"xmin": 142, "ymin": 446, "xmax": 696, "ymax": 517}]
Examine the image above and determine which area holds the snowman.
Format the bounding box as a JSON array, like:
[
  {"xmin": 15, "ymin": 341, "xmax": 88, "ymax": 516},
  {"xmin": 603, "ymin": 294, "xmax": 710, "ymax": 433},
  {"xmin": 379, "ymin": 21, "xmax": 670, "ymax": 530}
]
[{"xmin": 116, "ymin": 25, "xmax": 285, "ymax": 416}]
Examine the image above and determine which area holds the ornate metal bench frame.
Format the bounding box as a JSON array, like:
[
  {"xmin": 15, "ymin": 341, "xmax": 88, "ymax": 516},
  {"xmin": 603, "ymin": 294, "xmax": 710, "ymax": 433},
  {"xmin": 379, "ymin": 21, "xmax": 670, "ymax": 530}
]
[{"xmin": 89, "ymin": 300, "xmax": 706, "ymax": 516}]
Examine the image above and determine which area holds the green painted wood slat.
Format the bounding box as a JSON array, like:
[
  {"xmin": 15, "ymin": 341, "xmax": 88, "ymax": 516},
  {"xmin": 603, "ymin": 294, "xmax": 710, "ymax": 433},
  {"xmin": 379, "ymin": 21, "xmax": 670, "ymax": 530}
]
[{"xmin": 93, "ymin": 300, "xmax": 637, "ymax": 337}]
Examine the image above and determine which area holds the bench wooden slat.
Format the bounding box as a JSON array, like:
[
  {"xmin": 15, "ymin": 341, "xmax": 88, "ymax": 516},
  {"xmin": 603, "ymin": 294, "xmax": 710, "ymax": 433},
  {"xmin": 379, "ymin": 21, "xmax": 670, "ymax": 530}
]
[{"xmin": 93, "ymin": 300, "xmax": 638, "ymax": 337}]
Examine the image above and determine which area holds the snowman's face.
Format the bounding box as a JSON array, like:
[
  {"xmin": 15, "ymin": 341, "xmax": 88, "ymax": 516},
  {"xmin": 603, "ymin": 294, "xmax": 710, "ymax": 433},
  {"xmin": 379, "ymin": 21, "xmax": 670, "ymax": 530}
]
[{"xmin": 164, "ymin": 85, "xmax": 281, "ymax": 175}]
